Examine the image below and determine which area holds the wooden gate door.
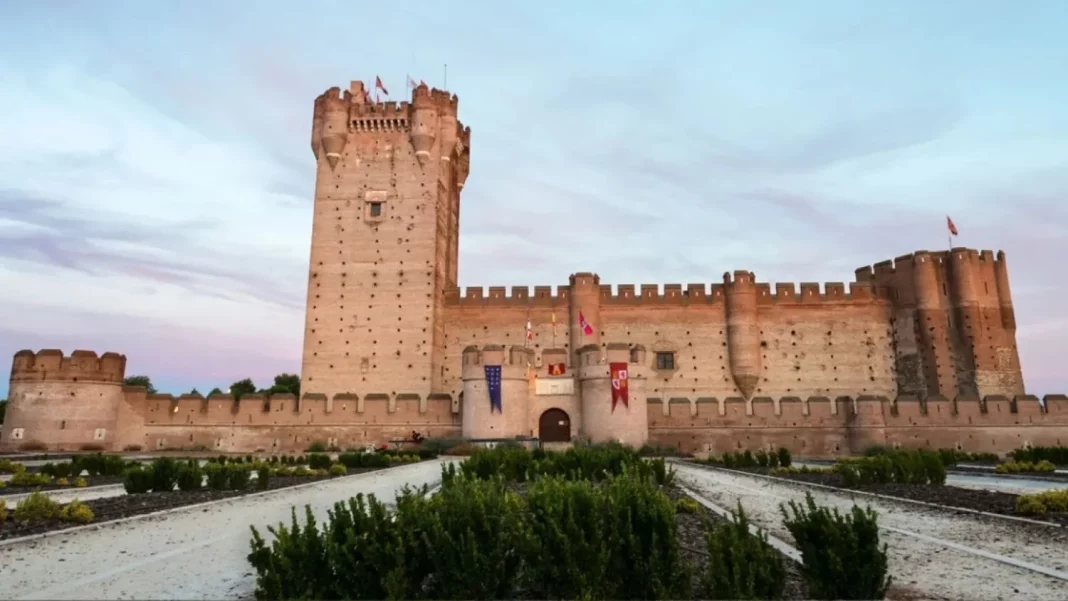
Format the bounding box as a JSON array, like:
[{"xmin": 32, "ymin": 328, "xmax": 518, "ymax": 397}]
[{"xmin": 538, "ymin": 408, "xmax": 571, "ymax": 443}]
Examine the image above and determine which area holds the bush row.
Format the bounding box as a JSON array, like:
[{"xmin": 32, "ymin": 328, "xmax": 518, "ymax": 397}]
[
  {"xmin": 995, "ymin": 460, "xmax": 1056, "ymax": 474},
  {"xmin": 835, "ymin": 449, "xmax": 947, "ymax": 486},
  {"xmin": 704, "ymin": 448, "xmax": 793, "ymax": 469},
  {"xmin": 1015, "ymin": 489, "xmax": 1068, "ymax": 515},
  {"xmin": 0, "ymin": 491, "xmax": 94, "ymax": 526},
  {"xmin": 1010, "ymin": 446, "xmax": 1068, "ymax": 465},
  {"xmin": 248, "ymin": 449, "xmax": 891, "ymax": 601},
  {"xmin": 443, "ymin": 442, "xmax": 674, "ymax": 485},
  {"xmin": 121, "ymin": 458, "xmax": 357, "ymax": 494}
]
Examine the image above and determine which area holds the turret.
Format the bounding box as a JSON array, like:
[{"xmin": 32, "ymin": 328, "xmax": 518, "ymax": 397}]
[
  {"xmin": 460, "ymin": 345, "xmax": 530, "ymax": 440},
  {"xmin": 578, "ymin": 343, "xmax": 648, "ymax": 447},
  {"xmin": 318, "ymin": 87, "xmax": 350, "ymax": 169},
  {"xmin": 912, "ymin": 251, "xmax": 952, "ymax": 397},
  {"xmin": 410, "ymin": 84, "xmax": 437, "ymax": 165},
  {"xmin": 2, "ymin": 349, "xmax": 128, "ymax": 452},
  {"xmin": 724, "ymin": 271, "xmax": 761, "ymax": 400},
  {"xmin": 994, "ymin": 250, "xmax": 1016, "ymax": 331},
  {"xmin": 568, "ymin": 273, "xmax": 601, "ymax": 365}
]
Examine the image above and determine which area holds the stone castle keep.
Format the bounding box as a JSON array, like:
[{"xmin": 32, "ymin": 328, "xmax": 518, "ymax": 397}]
[{"xmin": 2, "ymin": 80, "xmax": 1066, "ymax": 456}]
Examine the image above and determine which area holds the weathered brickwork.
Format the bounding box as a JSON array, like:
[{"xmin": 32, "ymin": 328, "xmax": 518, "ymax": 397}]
[{"xmin": 0, "ymin": 80, "xmax": 1053, "ymax": 457}]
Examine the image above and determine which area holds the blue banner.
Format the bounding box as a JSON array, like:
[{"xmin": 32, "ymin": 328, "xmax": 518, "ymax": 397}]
[{"xmin": 485, "ymin": 365, "xmax": 502, "ymax": 413}]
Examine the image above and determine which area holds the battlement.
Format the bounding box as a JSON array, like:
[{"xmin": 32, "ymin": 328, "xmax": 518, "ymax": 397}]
[
  {"xmin": 312, "ymin": 80, "xmax": 463, "ymax": 140},
  {"xmin": 854, "ymin": 248, "xmax": 1007, "ymax": 281},
  {"xmin": 10, "ymin": 349, "xmax": 126, "ymax": 384},
  {"xmin": 445, "ymin": 279, "xmax": 891, "ymax": 308},
  {"xmin": 647, "ymin": 393, "xmax": 1068, "ymax": 418}
]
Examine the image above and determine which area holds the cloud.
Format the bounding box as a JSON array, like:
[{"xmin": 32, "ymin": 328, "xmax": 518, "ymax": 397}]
[{"xmin": 1, "ymin": 1, "xmax": 1067, "ymax": 398}]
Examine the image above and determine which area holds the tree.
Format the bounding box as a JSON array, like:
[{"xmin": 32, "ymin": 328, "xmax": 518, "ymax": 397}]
[
  {"xmin": 123, "ymin": 375, "xmax": 157, "ymax": 394},
  {"xmin": 208, "ymin": 387, "xmax": 223, "ymax": 396},
  {"xmin": 268, "ymin": 373, "xmax": 301, "ymax": 398},
  {"xmin": 229, "ymin": 378, "xmax": 257, "ymax": 401},
  {"xmin": 189, "ymin": 387, "xmax": 201, "ymax": 396}
]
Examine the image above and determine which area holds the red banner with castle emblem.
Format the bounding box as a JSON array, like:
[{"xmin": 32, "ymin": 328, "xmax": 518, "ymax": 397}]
[
  {"xmin": 610, "ymin": 362, "xmax": 629, "ymax": 412},
  {"xmin": 548, "ymin": 362, "xmax": 567, "ymax": 376}
]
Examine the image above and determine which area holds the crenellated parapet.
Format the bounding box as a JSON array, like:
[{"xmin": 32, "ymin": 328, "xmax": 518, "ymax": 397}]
[
  {"xmin": 311, "ymin": 80, "xmax": 465, "ymax": 169},
  {"xmin": 10, "ymin": 349, "xmax": 126, "ymax": 384},
  {"xmin": 445, "ymin": 280, "xmax": 891, "ymax": 308}
]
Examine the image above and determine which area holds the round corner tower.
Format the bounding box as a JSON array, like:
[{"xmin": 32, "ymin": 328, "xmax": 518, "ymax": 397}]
[
  {"xmin": 1, "ymin": 349, "xmax": 127, "ymax": 451},
  {"xmin": 461, "ymin": 345, "xmax": 531, "ymax": 439},
  {"xmin": 578, "ymin": 343, "xmax": 648, "ymax": 447}
]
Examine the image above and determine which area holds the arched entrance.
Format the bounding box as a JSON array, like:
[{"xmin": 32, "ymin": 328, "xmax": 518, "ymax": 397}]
[{"xmin": 539, "ymin": 408, "xmax": 571, "ymax": 443}]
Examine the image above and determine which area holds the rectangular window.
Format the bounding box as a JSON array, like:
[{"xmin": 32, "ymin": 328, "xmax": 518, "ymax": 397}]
[
  {"xmin": 369, "ymin": 202, "xmax": 382, "ymax": 217},
  {"xmin": 655, "ymin": 351, "xmax": 675, "ymax": 370}
]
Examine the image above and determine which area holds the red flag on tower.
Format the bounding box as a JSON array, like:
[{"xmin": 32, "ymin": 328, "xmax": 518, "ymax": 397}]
[
  {"xmin": 375, "ymin": 76, "xmax": 389, "ymax": 96},
  {"xmin": 578, "ymin": 311, "xmax": 593, "ymax": 336},
  {"xmin": 946, "ymin": 215, "xmax": 959, "ymax": 236}
]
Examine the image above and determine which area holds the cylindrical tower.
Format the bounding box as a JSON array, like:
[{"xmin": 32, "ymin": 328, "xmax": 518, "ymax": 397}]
[
  {"xmin": 310, "ymin": 94, "xmax": 324, "ymax": 159},
  {"xmin": 568, "ymin": 273, "xmax": 601, "ymax": 367},
  {"xmin": 461, "ymin": 345, "xmax": 530, "ymax": 440},
  {"xmin": 1, "ymin": 349, "xmax": 127, "ymax": 452},
  {"xmin": 579, "ymin": 343, "xmax": 648, "ymax": 447},
  {"xmin": 725, "ymin": 270, "xmax": 761, "ymax": 400},
  {"xmin": 994, "ymin": 250, "xmax": 1016, "ymax": 331},
  {"xmin": 948, "ymin": 248, "xmax": 981, "ymax": 396},
  {"xmin": 912, "ymin": 251, "xmax": 952, "ymax": 397},
  {"xmin": 319, "ymin": 88, "xmax": 350, "ymax": 169},
  {"xmin": 410, "ymin": 85, "xmax": 438, "ymax": 166}
]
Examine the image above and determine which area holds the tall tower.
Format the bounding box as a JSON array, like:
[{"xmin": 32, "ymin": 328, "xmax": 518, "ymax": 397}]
[{"xmin": 301, "ymin": 81, "xmax": 470, "ymax": 400}]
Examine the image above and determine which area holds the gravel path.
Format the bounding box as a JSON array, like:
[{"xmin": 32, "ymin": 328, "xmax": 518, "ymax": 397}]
[
  {"xmin": 674, "ymin": 462, "xmax": 1068, "ymax": 601},
  {"xmin": 0, "ymin": 459, "xmax": 449, "ymax": 601}
]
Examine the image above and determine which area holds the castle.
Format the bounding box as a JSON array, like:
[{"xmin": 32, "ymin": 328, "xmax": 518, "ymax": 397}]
[{"xmin": 2, "ymin": 80, "xmax": 1066, "ymax": 457}]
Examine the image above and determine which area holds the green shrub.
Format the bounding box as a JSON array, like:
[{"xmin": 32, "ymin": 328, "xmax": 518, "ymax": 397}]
[
  {"xmin": 59, "ymin": 499, "xmax": 95, "ymax": 523},
  {"xmin": 702, "ymin": 503, "xmax": 785, "ymax": 600},
  {"xmin": 0, "ymin": 458, "xmax": 27, "ymax": 474},
  {"xmin": 123, "ymin": 467, "xmax": 153, "ymax": 494},
  {"xmin": 451, "ymin": 442, "xmax": 673, "ymax": 485},
  {"xmin": 328, "ymin": 463, "xmax": 347, "ymax": 477},
  {"xmin": 13, "ymin": 491, "xmax": 61, "ymax": 522},
  {"xmin": 522, "ymin": 477, "xmax": 612, "ymax": 599},
  {"xmin": 176, "ymin": 463, "xmax": 204, "ymax": 491},
  {"xmin": 306, "ymin": 441, "xmax": 327, "ymax": 452},
  {"xmin": 10, "ymin": 471, "xmax": 51, "ymax": 486},
  {"xmin": 150, "ymin": 458, "xmax": 180, "ymax": 492},
  {"xmin": 777, "ymin": 447, "xmax": 792, "ymax": 468},
  {"xmin": 781, "ymin": 492, "xmax": 891, "ymax": 600},
  {"xmin": 73, "ymin": 476, "xmax": 88, "ymax": 488},
  {"xmin": 307, "ymin": 453, "xmax": 332, "ymax": 470},
  {"xmin": 256, "ymin": 464, "xmax": 271, "ymax": 490},
  {"xmin": 996, "ymin": 460, "xmax": 1057, "ymax": 474},
  {"xmin": 204, "ymin": 463, "xmax": 230, "ymax": 490},
  {"xmin": 337, "ymin": 451, "xmax": 390, "ymax": 469},
  {"xmin": 1010, "ymin": 445, "xmax": 1068, "ymax": 465},
  {"xmin": 834, "ymin": 449, "xmax": 946, "ymax": 485},
  {"xmin": 248, "ymin": 465, "xmax": 691, "ymax": 600},
  {"xmin": 228, "ymin": 464, "xmax": 252, "ymax": 490},
  {"xmin": 0, "ymin": 501, "xmax": 6, "ymax": 526},
  {"xmin": 71, "ymin": 453, "xmax": 128, "ymax": 477},
  {"xmin": 676, "ymin": 497, "xmax": 700, "ymax": 514},
  {"xmin": 1014, "ymin": 489, "xmax": 1068, "ymax": 515},
  {"xmin": 755, "ymin": 449, "xmax": 769, "ymax": 467}
]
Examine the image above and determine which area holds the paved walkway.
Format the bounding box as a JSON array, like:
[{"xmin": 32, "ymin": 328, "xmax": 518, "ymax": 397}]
[{"xmin": 0, "ymin": 459, "xmax": 448, "ymax": 600}]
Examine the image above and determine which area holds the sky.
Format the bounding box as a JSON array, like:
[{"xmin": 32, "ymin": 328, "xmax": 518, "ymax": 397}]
[{"xmin": 0, "ymin": 1, "xmax": 1066, "ymax": 397}]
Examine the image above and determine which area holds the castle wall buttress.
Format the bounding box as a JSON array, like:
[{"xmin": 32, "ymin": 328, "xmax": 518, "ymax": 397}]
[{"xmin": 301, "ymin": 82, "xmax": 468, "ymax": 401}]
